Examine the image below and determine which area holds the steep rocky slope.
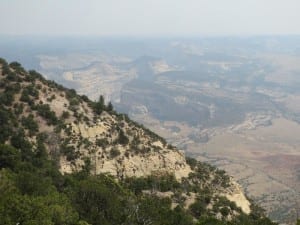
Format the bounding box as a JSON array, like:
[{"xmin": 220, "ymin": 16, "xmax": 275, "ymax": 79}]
[{"xmin": 0, "ymin": 58, "xmax": 276, "ymax": 224}]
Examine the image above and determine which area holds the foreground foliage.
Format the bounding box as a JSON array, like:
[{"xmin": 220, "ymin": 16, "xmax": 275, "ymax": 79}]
[{"xmin": 0, "ymin": 143, "xmax": 279, "ymax": 225}]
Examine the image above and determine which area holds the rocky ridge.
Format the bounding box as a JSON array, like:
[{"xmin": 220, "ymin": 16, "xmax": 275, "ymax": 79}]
[{"xmin": 0, "ymin": 58, "xmax": 274, "ymax": 223}]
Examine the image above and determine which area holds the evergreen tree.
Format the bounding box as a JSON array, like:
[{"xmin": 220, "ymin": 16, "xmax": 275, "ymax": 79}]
[
  {"xmin": 107, "ymin": 101, "xmax": 113, "ymax": 112},
  {"xmin": 94, "ymin": 95, "xmax": 105, "ymax": 115}
]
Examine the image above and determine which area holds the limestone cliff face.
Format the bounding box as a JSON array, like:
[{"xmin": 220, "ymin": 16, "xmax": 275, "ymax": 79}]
[
  {"xmin": 59, "ymin": 117, "xmax": 192, "ymax": 181},
  {"xmin": 61, "ymin": 147, "xmax": 191, "ymax": 179}
]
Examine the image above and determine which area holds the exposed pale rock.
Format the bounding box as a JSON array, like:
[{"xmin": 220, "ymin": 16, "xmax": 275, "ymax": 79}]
[
  {"xmin": 72, "ymin": 123, "xmax": 107, "ymax": 138},
  {"xmin": 223, "ymin": 180, "xmax": 251, "ymax": 214},
  {"xmin": 120, "ymin": 151, "xmax": 192, "ymax": 180}
]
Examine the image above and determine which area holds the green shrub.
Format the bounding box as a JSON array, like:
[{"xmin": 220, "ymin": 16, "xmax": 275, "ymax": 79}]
[
  {"xmin": 0, "ymin": 58, "xmax": 7, "ymax": 65},
  {"xmin": 9, "ymin": 61, "xmax": 26, "ymax": 74},
  {"xmin": 220, "ymin": 207, "xmax": 230, "ymax": 217},
  {"xmin": 25, "ymin": 84, "xmax": 39, "ymax": 98},
  {"xmin": 189, "ymin": 197, "xmax": 209, "ymax": 218},
  {"xmin": 0, "ymin": 144, "xmax": 21, "ymax": 169},
  {"xmin": 13, "ymin": 103, "xmax": 24, "ymax": 115},
  {"xmin": 36, "ymin": 104, "xmax": 58, "ymax": 125},
  {"xmin": 0, "ymin": 91, "xmax": 14, "ymax": 106},
  {"xmin": 10, "ymin": 129, "xmax": 34, "ymax": 161},
  {"xmin": 69, "ymin": 97, "xmax": 80, "ymax": 106},
  {"xmin": 110, "ymin": 148, "xmax": 121, "ymax": 158},
  {"xmin": 6, "ymin": 72, "xmax": 18, "ymax": 81},
  {"xmin": 66, "ymin": 89, "xmax": 77, "ymax": 100},
  {"xmin": 61, "ymin": 111, "xmax": 70, "ymax": 119},
  {"xmin": 125, "ymin": 174, "xmax": 180, "ymax": 193},
  {"xmin": 95, "ymin": 138, "xmax": 109, "ymax": 148},
  {"xmin": 60, "ymin": 143, "xmax": 78, "ymax": 161},
  {"xmin": 1, "ymin": 64, "xmax": 10, "ymax": 75},
  {"xmin": 28, "ymin": 70, "xmax": 45, "ymax": 82},
  {"xmin": 117, "ymin": 129, "xmax": 129, "ymax": 145},
  {"xmin": 81, "ymin": 95, "xmax": 90, "ymax": 102},
  {"xmin": 20, "ymin": 89, "xmax": 31, "ymax": 103},
  {"xmin": 0, "ymin": 108, "xmax": 14, "ymax": 143},
  {"xmin": 186, "ymin": 157, "xmax": 198, "ymax": 169},
  {"xmin": 21, "ymin": 114, "xmax": 39, "ymax": 135}
]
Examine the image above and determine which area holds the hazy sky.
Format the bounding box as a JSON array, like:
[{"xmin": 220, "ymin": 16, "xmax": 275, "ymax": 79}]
[{"xmin": 1, "ymin": 0, "xmax": 300, "ymax": 36}]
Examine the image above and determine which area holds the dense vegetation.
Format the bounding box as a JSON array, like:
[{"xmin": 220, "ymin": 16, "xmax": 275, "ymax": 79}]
[
  {"xmin": 0, "ymin": 58, "xmax": 281, "ymax": 225},
  {"xmin": 0, "ymin": 143, "xmax": 278, "ymax": 225}
]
